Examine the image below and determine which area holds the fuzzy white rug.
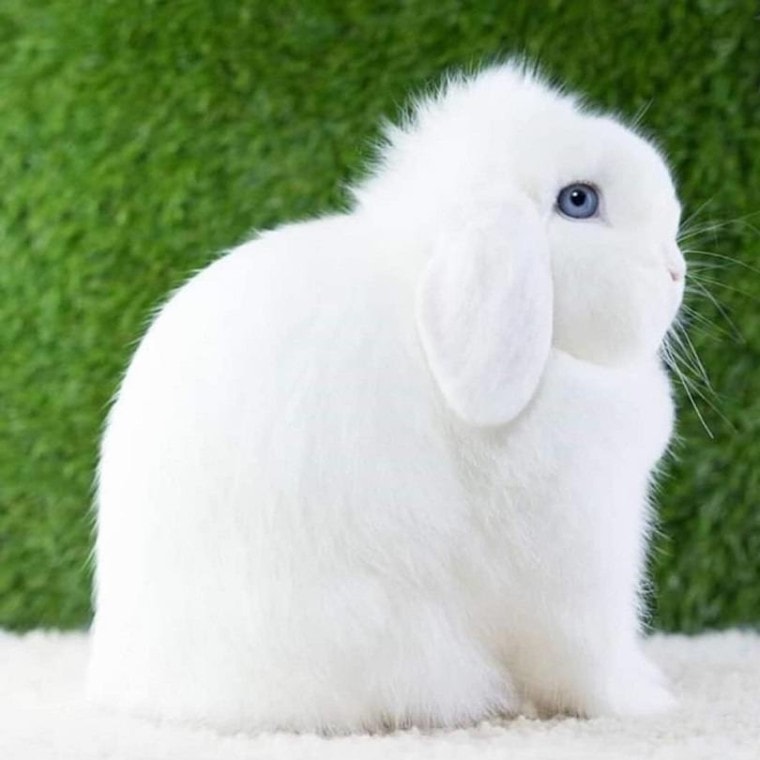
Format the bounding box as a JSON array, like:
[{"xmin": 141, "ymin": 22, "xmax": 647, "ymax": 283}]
[{"xmin": 1, "ymin": 630, "xmax": 758, "ymax": 760}]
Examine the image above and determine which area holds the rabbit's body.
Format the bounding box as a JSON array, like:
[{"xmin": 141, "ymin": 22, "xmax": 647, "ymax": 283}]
[{"xmin": 89, "ymin": 65, "xmax": 686, "ymax": 732}]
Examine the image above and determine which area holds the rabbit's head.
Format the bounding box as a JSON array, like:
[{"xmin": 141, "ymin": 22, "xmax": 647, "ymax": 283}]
[
  {"xmin": 355, "ymin": 65, "xmax": 686, "ymax": 377},
  {"xmin": 533, "ymin": 108, "xmax": 685, "ymax": 367}
]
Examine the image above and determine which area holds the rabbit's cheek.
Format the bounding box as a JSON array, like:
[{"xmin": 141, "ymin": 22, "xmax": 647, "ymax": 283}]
[{"xmin": 649, "ymin": 264, "xmax": 683, "ymax": 335}]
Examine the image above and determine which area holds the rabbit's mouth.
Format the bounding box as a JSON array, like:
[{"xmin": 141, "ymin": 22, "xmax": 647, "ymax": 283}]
[
  {"xmin": 668, "ymin": 272, "xmax": 686, "ymax": 322},
  {"xmin": 665, "ymin": 245, "xmax": 687, "ymax": 310}
]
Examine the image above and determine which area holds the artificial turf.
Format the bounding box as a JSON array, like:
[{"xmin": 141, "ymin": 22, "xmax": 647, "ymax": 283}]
[{"xmin": 0, "ymin": 0, "xmax": 758, "ymax": 632}]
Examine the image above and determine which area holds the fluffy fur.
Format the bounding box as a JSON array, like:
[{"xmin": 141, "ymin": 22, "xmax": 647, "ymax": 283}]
[
  {"xmin": 9, "ymin": 630, "xmax": 760, "ymax": 759},
  {"xmin": 87, "ymin": 63, "xmax": 687, "ymax": 733}
]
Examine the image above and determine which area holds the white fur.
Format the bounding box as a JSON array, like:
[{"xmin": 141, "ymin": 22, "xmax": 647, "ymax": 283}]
[
  {"xmin": 88, "ymin": 63, "xmax": 687, "ymax": 733},
  {"xmin": 9, "ymin": 631, "xmax": 760, "ymax": 759}
]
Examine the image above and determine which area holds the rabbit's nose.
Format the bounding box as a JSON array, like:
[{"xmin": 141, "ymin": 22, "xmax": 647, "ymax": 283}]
[{"xmin": 664, "ymin": 244, "xmax": 686, "ymax": 283}]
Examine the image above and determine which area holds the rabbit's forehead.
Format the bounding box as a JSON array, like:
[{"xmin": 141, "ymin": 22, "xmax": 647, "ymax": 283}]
[{"xmin": 511, "ymin": 111, "xmax": 680, "ymax": 223}]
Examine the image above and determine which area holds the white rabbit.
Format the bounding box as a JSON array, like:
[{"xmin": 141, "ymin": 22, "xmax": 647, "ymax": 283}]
[{"xmin": 87, "ymin": 62, "xmax": 687, "ymax": 733}]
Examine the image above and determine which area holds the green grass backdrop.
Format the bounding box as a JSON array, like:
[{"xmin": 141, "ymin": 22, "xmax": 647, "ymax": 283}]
[{"xmin": 0, "ymin": 0, "xmax": 758, "ymax": 632}]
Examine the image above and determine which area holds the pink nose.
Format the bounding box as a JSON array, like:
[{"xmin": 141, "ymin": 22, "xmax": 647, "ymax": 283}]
[{"xmin": 665, "ymin": 244, "xmax": 685, "ymax": 283}]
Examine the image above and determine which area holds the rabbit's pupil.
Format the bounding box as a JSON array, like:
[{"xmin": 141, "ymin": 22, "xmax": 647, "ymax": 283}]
[
  {"xmin": 570, "ymin": 190, "xmax": 586, "ymax": 205},
  {"xmin": 556, "ymin": 183, "xmax": 600, "ymax": 219}
]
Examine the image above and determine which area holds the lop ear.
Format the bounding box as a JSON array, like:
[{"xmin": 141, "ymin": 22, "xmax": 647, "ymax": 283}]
[{"xmin": 416, "ymin": 200, "xmax": 553, "ymax": 427}]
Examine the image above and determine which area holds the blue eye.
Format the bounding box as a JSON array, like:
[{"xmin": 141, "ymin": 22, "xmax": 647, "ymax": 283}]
[{"xmin": 556, "ymin": 183, "xmax": 600, "ymax": 219}]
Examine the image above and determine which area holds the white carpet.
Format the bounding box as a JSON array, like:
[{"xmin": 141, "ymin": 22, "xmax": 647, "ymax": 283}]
[{"xmin": 1, "ymin": 630, "xmax": 758, "ymax": 760}]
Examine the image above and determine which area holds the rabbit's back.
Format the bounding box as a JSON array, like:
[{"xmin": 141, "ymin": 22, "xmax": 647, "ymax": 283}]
[{"xmin": 88, "ymin": 215, "xmax": 505, "ymax": 731}]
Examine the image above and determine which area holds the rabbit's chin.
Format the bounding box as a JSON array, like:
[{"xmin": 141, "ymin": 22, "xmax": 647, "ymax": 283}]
[
  {"xmin": 551, "ymin": 270, "xmax": 682, "ymax": 368},
  {"xmin": 552, "ymin": 316, "xmax": 675, "ymax": 369}
]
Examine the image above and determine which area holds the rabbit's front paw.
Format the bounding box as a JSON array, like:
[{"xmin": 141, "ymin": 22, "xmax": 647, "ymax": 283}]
[
  {"xmin": 588, "ymin": 656, "xmax": 676, "ymax": 717},
  {"xmin": 602, "ymin": 676, "xmax": 675, "ymax": 717}
]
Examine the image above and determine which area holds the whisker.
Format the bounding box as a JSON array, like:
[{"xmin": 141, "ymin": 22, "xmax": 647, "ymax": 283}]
[
  {"xmin": 672, "ymin": 322, "xmax": 711, "ymax": 390},
  {"xmin": 668, "ymin": 334, "xmax": 709, "ymax": 396},
  {"xmin": 665, "ymin": 348, "xmax": 714, "ymax": 438},
  {"xmin": 678, "ymin": 212, "xmax": 760, "ymax": 249},
  {"xmin": 678, "ymin": 222, "xmax": 726, "ymax": 244},
  {"xmin": 679, "ymin": 303, "xmax": 733, "ymax": 340},
  {"xmin": 631, "ymin": 98, "xmax": 654, "ymax": 129},
  {"xmin": 665, "ymin": 329, "xmax": 736, "ymax": 435},
  {"xmin": 688, "ymin": 274, "xmax": 760, "ymax": 303},
  {"xmin": 667, "ymin": 204, "xmax": 755, "ymax": 436},
  {"xmin": 687, "ymin": 280, "xmax": 744, "ymax": 341},
  {"xmin": 677, "ymin": 364, "xmax": 734, "ymax": 432},
  {"xmin": 682, "ymin": 249, "xmax": 760, "ymax": 276},
  {"xmin": 686, "ymin": 262, "xmax": 730, "ymax": 273},
  {"xmin": 678, "ymin": 197, "xmax": 715, "ymax": 233}
]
